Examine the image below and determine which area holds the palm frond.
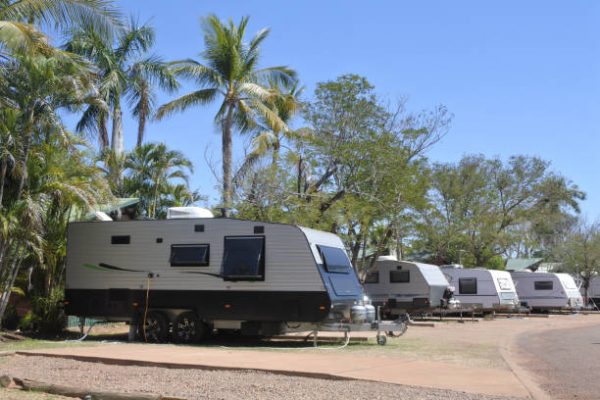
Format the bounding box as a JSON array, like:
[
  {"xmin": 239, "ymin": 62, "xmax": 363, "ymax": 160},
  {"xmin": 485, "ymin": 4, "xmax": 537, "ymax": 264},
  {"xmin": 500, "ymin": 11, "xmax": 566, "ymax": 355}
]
[
  {"xmin": 155, "ymin": 88, "xmax": 218, "ymax": 120},
  {"xmin": 169, "ymin": 59, "xmax": 223, "ymax": 87},
  {"xmin": 0, "ymin": 0, "xmax": 121, "ymax": 38}
]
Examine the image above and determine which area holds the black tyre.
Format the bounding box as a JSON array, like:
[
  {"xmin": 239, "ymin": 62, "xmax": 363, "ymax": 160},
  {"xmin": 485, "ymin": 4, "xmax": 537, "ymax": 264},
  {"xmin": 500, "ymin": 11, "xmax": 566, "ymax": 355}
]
[
  {"xmin": 142, "ymin": 311, "xmax": 169, "ymax": 343},
  {"xmin": 173, "ymin": 311, "xmax": 205, "ymax": 344}
]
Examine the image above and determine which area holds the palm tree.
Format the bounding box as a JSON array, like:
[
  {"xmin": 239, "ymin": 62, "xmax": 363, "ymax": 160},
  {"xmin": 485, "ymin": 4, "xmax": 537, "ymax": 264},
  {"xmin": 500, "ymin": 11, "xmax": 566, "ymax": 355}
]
[
  {"xmin": 124, "ymin": 142, "xmax": 193, "ymax": 218},
  {"xmin": 156, "ymin": 14, "xmax": 296, "ymax": 215},
  {"xmin": 0, "ymin": 0, "xmax": 119, "ymax": 57},
  {"xmin": 0, "ymin": 52, "xmax": 111, "ymax": 327},
  {"xmin": 234, "ymin": 80, "xmax": 303, "ymax": 184},
  {"xmin": 67, "ymin": 18, "xmax": 178, "ymax": 153}
]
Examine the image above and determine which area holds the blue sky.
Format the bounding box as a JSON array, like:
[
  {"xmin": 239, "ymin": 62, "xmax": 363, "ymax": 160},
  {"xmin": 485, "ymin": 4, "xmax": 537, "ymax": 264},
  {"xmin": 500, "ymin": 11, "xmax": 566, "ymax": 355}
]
[{"xmin": 68, "ymin": 1, "xmax": 600, "ymax": 218}]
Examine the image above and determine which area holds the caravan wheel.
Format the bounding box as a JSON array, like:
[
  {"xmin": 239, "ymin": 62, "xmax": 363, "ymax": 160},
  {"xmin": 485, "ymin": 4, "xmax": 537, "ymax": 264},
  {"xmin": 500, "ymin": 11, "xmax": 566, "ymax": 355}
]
[
  {"xmin": 142, "ymin": 311, "xmax": 168, "ymax": 343},
  {"xmin": 173, "ymin": 312, "xmax": 204, "ymax": 344}
]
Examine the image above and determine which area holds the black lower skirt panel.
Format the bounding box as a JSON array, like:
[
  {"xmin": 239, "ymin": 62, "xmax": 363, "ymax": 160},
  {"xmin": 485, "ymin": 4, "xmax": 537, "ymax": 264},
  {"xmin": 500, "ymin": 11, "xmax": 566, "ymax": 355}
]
[{"xmin": 65, "ymin": 289, "xmax": 332, "ymax": 322}]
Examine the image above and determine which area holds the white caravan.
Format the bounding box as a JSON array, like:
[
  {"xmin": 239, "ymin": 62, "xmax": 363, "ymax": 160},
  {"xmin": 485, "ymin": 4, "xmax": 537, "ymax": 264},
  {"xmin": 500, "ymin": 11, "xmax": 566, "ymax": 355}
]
[
  {"xmin": 511, "ymin": 271, "xmax": 583, "ymax": 311},
  {"xmin": 441, "ymin": 266, "xmax": 520, "ymax": 311},
  {"xmin": 65, "ymin": 209, "xmax": 378, "ymax": 343},
  {"xmin": 363, "ymin": 256, "xmax": 457, "ymax": 316}
]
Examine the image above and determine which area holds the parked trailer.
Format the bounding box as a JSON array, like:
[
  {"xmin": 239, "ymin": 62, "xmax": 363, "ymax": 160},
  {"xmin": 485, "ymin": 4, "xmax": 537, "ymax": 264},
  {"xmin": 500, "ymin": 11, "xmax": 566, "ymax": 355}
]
[
  {"xmin": 64, "ymin": 209, "xmax": 406, "ymax": 344},
  {"xmin": 363, "ymin": 256, "xmax": 458, "ymax": 316},
  {"xmin": 441, "ymin": 266, "xmax": 520, "ymax": 312},
  {"xmin": 511, "ymin": 271, "xmax": 583, "ymax": 311},
  {"xmin": 582, "ymin": 276, "xmax": 600, "ymax": 307}
]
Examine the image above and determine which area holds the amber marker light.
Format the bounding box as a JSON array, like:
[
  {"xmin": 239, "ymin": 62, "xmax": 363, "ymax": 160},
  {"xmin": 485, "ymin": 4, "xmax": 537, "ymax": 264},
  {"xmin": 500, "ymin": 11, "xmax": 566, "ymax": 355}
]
[
  {"xmin": 319, "ymin": 305, "xmax": 326, "ymax": 311},
  {"xmin": 224, "ymin": 304, "xmax": 232, "ymax": 309}
]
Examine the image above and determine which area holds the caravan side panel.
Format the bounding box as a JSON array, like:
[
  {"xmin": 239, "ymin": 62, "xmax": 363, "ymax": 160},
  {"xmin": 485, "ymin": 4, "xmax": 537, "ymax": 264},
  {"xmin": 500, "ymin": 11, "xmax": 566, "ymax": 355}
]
[{"xmin": 65, "ymin": 219, "xmax": 335, "ymax": 322}]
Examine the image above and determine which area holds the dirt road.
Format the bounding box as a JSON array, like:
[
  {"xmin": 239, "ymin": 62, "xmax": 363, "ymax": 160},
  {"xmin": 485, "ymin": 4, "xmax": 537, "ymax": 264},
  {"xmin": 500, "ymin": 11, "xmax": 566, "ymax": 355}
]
[{"xmin": 516, "ymin": 321, "xmax": 600, "ymax": 400}]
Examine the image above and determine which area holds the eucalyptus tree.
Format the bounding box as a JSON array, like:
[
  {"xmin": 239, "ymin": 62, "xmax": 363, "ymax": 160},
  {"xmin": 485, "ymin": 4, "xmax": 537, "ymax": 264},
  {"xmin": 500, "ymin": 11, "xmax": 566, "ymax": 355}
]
[
  {"xmin": 157, "ymin": 14, "xmax": 296, "ymax": 214},
  {"xmin": 67, "ymin": 19, "xmax": 178, "ymax": 152},
  {"xmin": 558, "ymin": 219, "xmax": 600, "ymax": 303},
  {"xmin": 235, "ymin": 74, "xmax": 448, "ymax": 274},
  {"xmin": 413, "ymin": 155, "xmax": 585, "ymax": 267}
]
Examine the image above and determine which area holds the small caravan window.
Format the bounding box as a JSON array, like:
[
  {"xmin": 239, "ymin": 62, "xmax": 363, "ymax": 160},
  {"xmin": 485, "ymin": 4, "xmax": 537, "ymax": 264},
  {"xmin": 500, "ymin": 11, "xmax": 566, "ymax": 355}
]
[
  {"xmin": 459, "ymin": 278, "xmax": 477, "ymax": 294},
  {"xmin": 170, "ymin": 244, "xmax": 209, "ymax": 267},
  {"xmin": 111, "ymin": 235, "xmax": 130, "ymax": 245},
  {"xmin": 221, "ymin": 236, "xmax": 265, "ymax": 281},
  {"xmin": 497, "ymin": 277, "xmax": 512, "ymax": 290},
  {"xmin": 364, "ymin": 271, "xmax": 379, "ymax": 284},
  {"xmin": 535, "ymin": 280, "xmax": 553, "ymax": 290},
  {"xmin": 390, "ymin": 270, "xmax": 410, "ymax": 283},
  {"xmin": 317, "ymin": 246, "xmax": 352, "ymax": 274}
]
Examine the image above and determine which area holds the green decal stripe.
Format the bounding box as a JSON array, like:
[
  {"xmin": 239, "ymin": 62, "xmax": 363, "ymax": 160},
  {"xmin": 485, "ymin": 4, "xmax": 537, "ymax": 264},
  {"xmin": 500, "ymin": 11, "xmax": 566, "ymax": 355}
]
[{"xmin": 82, "ymin": 263, "xmax": 107, "ymax": 271}]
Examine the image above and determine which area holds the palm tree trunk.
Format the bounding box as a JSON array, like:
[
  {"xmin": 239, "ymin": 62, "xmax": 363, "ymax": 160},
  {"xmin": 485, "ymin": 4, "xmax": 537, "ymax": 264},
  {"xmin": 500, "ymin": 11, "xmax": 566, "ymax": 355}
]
[
  {"xmin": 99, "ymin": 113, "xmax": 109, "ymax": 150},
  {"xmin": 221, "ymin": 104, "xmax": 234, "ymax": 215},
  {"xmin": 111, "ymin": 103, "xmax": 124, "ymax": 156},
  {"xmin": 17, "ymin": 109, "xmax": 35, "ymax": 199},
  {"xmin": 0, "ymin": 245, "xmax": 22, "ymax": 326},
  {"xmin": 0, "ymin": 160, "xmax": 7, "ymax": 208},
  {"xmin": 137, "ymin": 114, "xmax": 146, "ymax": 148}
]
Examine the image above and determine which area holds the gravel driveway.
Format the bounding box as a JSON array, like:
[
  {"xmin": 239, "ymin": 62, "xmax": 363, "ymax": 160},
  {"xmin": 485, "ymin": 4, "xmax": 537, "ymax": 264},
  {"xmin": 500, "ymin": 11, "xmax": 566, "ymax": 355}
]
[{"xmin": 0, "ymin": 355, "xmax": 520, "ymax": 400}]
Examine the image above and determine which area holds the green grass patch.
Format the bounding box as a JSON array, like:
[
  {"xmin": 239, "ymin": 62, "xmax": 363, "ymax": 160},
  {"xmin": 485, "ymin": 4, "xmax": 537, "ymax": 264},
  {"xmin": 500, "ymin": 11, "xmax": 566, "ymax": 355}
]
[{"xmin": 0, "ymin": 338, "xmax": 98, "ymax": 352}]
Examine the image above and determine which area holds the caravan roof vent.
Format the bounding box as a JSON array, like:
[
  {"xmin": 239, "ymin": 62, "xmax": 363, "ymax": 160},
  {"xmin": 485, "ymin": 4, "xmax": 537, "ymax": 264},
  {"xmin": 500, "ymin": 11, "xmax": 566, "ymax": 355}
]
[
  {"xmin": 166, "ymin": 207, "xmax": 214, "ymax": 219},
  {"xmin": 376, "ymin": 255, "xmax": 399, "ymax": 262},
  {"xmin": 440, "ymin": 264, "xmax": 464, "ymax": 269}
]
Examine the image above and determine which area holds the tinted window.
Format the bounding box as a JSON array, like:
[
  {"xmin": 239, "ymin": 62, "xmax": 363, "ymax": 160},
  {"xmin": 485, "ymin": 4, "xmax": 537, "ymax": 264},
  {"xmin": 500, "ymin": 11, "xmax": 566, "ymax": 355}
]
[
  {"xmin": 535, "ymin": 280, "xmax": 553, "ymax": 290},
  {"xmin": 317, "ymin": 246, "xmax": 351, "ymax": 274},
  {"xmin": 111, "ymin": 235, "xmax": 130, "ymax": 245},
  {"xmin": 459, "ymin": 278, "xmax": 477, "ymax": 294},
  {"xmin": 170, "ymin": 244, "xmax": 209, "ymax": 267},
  {"xmin": 221, "ymin": 236, "xmax": 265, "ymax": 280},
  {"xmin": 390, "ymin": 270, "xmax": 410, "ymax": 283},
  {"xmin": 364, "ymin": 271, "xmax": 379, "ymax": 284}
]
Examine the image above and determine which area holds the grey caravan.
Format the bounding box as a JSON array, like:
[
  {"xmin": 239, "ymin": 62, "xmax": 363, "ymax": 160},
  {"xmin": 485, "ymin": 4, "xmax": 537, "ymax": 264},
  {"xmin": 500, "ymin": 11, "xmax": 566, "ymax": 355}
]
[
  {"xmin": 441, "ymin": 266, "xmax": 519, "ymax": 311},
  {"xmin": 363, "ymin": 256, "xmax": 456, "ymax": 316},
  {"xmin": 583, "ymin": 276, "xmax": 600, "ymax": 307},
  {"xmin": 65, "ymin": 211, "xmax": 365, "ymax": 343},
  {"xmin": 511, "ymin": 271, "xmax": 583, "ymax": 311}
]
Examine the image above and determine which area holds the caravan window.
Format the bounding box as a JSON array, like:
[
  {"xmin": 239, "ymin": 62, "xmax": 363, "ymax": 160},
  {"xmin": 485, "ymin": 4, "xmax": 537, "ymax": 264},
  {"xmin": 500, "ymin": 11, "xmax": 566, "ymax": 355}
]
[
  {"xmin": 390, "ymin": 270, "xmax": 410, "ymax": 283},
  {"xmin": 221, "ymin": 236, "xmax": 265, "ymax": 281},
  {"xmin": 459, "ymin": 278, "xmax": 477, "ymax": 294},
  {"xmin": 535, "ymin": 281, "xmax": 553, "ymax": 290},
  {"xmin": 317, "ymin": 246, "xmax": 352, "ymax": 274},
  {"xmin": 170, "ymin": 244, "xmax": 209, "ymax": 267},
  {"xmin": 111, "ymin": 235, "xmax": 130, "ymax": 245},
  {"xmin": 497, "ymin": 277, "xmax": 512, "ymax": 290},
  {"xmin": 364, "ymin": 271, "xmax": 379, "ymax": 284}
]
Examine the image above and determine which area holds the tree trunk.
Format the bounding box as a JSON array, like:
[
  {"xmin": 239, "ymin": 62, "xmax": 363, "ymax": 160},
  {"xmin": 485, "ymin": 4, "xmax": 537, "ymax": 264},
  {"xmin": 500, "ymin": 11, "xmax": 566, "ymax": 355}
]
[
  {"xmin": 297, "ymin": 155, "xmax": 303, "ymax": 198},
  {"xmin": 137, "ymin": 114, "xmax": 146, "ymax": 148},
  {"xmin": 111, "ymin": 103, "xmax": 124, "ymax": 156},
  {"xmin": 99, "ymin": 113, "xmax": 109, "ymax": 150},
  {"xmin": 136, "ymin": 82, "xmax": 149, "ymax": 148},
  {"xmin": 0, "ymin": 159, "xmax": 7, "ymax": 208},
  {"xmin": 368, "ymin": 223, "xmax": 394, "ymax": 271},
  {"xmin": 0, "ymin": 247, "xmax": 23, "ymax": 326},
  {"xmin": 221, "ymin": 104, "xmax": 235, "ymax": 215},
  {"xmin": 16, "ymin": 109, "xmax": 35, "ymax": 200}
]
